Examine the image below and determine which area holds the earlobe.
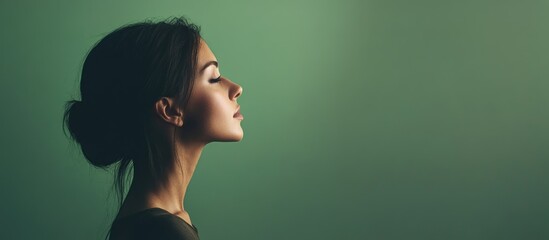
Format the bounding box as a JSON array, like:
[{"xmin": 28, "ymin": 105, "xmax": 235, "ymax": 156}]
[
  {"xmin": 173, "ymin": 106, "xmax": 185, "ymax": 127},
  {"xmin": 171, "ymin": 106, "xmax": 185, "ymax": 127}
]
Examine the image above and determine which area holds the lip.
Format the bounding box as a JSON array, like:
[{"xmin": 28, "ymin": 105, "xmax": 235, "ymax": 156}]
[{"xmin": 233, "ymin": 105, "xmax": 244, "ymax": 120}]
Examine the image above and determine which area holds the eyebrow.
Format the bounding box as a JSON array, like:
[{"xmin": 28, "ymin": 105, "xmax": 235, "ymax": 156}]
[{"xmin": 199, "ymin": 60, "xmax": 218, "ymax": 73}]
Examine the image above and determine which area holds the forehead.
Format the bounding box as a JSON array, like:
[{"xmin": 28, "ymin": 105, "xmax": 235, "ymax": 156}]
[{"xmin": 198, "ymin": 39, "xmax": 216, "ymax": 63}]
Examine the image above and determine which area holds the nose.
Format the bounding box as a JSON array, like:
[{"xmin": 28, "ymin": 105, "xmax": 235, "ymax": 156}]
[
  {"xmin": 225, "ymin": 77, "xmax": 242, "ymax": 100},
  {"xmin": 233, "ymin": 85, "xmax": 242, "ymax": 100}
]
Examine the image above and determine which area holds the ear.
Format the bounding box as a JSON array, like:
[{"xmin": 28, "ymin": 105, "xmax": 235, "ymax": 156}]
[{"xmin": 154, "ymin": 97, "xmax": 184, "ymax": 127}]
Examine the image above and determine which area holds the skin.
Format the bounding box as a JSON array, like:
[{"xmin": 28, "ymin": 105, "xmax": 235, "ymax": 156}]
[{"xmin": 114, "ymin": 38, "xmax": 243, "ymax": 227}]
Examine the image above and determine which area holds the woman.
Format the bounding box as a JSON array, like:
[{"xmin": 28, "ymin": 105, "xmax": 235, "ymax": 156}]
[{"xmin": 63, "ymin": 16, "xmax": 244, "ymax": 240}]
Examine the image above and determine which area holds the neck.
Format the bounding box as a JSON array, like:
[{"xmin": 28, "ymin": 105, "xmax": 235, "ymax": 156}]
[{"xmin": 122, "ymin": 138, "xmax": 205, "ymax": 215}]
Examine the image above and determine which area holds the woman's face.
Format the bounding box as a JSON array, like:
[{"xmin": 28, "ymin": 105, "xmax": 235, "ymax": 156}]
[{"xmin": 182, "ymin": 39, "xmax": 244, "ymax": 143}]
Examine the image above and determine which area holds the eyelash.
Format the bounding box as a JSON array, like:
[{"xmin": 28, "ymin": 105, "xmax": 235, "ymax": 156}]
[{"xmin": 210, "ymin": 76, "xmax": 222, "ymax": 83}]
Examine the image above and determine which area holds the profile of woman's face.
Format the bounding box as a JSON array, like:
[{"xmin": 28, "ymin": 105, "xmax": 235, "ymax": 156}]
[{"xmin": 182, "ymin": 39, "xmax": 244, "ymax": 143}]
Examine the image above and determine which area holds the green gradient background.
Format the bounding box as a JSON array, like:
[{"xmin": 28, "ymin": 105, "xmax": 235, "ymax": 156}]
[{"xmin": 1, "ymin": 0, "xmax": 548, "ymax": 239}]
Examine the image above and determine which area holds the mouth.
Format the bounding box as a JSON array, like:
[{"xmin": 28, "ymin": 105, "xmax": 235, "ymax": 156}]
[{"xmin": 233, "ymin": 105, "xmax": 244, "ymax": 120}]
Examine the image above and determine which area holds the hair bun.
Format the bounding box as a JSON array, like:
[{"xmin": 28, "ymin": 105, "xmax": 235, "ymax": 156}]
[{"xmin": 64, "ymin": 100, "xmax": 125, "ymax": 168}]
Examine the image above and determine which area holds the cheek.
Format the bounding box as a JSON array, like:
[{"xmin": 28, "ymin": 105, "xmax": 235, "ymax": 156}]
[{"xmin": 189, "ymin": 91, "xmax": 230, "ymax": 123}]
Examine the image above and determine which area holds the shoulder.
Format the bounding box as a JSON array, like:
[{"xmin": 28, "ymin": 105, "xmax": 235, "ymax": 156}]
[
  {"xmin": 110, "ymin": 209, "xmax": 199, "ymax": 240},
  {"xmin": 140, "ymin": 214, "xmax": 198, "ymax": 240}
]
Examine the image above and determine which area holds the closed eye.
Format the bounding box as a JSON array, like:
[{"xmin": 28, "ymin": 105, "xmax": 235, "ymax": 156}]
[{"xmin": 209, "ymin": 75, "xmax": 222, "ymax": 83}]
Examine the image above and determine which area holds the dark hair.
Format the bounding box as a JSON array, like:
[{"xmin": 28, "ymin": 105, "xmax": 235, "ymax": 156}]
[{"xmin": 62, "ymin": 16, "xmax": 201, "ymax": 238}]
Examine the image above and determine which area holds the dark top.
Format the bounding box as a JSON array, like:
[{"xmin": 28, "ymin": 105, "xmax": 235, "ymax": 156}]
[{"xmin": 108, "ymin": 208, "xmax": 200, "ymax": 240}]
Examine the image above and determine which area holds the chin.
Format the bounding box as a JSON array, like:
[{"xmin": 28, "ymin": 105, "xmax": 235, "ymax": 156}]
[
  {"xmin": 215, "ymin": 136, "xmax": 243, "ymax": 142},
  {"xmin": 212, "ymin": 129, "xmax": 243, "ymax": 142},
  {"xmin": 226, "ymin": 131, "xmax": 244, "ymax": 142}
]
